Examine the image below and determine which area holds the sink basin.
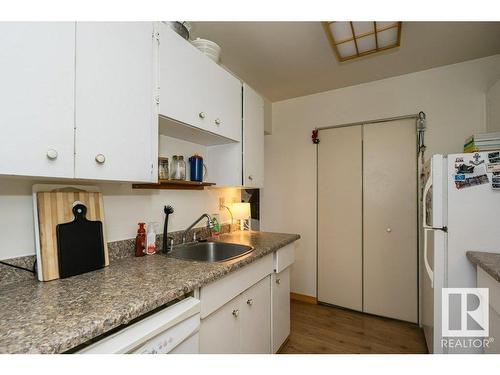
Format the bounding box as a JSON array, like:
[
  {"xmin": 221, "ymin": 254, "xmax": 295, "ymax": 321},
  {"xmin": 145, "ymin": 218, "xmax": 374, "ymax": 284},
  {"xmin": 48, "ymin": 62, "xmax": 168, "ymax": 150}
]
[{"xmin": 167, "ymin": 241, "xmax": 254, "ymax": 263}]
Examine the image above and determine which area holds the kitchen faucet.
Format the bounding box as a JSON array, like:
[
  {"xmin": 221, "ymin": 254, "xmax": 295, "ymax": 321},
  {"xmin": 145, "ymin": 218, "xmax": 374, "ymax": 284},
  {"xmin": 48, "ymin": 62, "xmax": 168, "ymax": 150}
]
[{"xmin": 181, "ymin": 214, "xmax": 215, "ymax": 244}]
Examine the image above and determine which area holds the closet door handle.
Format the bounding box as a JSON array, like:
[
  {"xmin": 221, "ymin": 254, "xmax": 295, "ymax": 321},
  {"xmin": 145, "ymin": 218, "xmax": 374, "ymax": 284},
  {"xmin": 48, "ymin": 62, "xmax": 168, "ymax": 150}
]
[
  {"xmin": 46, "ymin": 149, "xmax": 58, "ymax": 160},
  {"xmin": 95, "ymin": 154, "xmax": 106, "ymax": 164}
]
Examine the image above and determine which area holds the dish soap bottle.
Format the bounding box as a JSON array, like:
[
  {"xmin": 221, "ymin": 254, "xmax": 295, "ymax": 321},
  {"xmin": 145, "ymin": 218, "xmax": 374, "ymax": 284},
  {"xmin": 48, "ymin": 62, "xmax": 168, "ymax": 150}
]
[
  {"xmin": 211, "ymin": 213, "xmax": 221, "ymax": 237},
  {"xmin": 145, "ymin": 222, "xmax": 157, "ymax": 255},
  {"xmin": 134, "ymin": 222, "xmax": 146, "ymax": 257}
]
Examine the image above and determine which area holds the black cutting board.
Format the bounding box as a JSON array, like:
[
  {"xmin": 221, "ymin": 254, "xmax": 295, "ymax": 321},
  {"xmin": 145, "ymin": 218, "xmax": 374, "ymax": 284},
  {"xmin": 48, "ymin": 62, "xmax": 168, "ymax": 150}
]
[{"xmin": 56, "ymin": 204, "xmax": 105, "ymax": 278}]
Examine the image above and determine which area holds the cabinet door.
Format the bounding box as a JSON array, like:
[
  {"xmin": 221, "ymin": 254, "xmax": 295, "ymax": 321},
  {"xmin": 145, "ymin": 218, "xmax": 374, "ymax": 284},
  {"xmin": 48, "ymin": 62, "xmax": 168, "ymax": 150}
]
[
  {"xmin": 243, "ymin": 84, "xmax": 265, "ymax": 188},
  {"xmin": 75, "ymin": 22, "xmax": 157, "ymax": 182},
  {"xmin": 199, "ymin": 295, "xmax": 241, "ymax": 353},
  {"xmin": 241, "ymin": 276, "xmax": 271, "ymax": 353},
  {"xmin": 205, "ymin": 64, "xmax": 242, "ymax": 142},
  {"xmin": 0, "ymin": 22, "xmax": 75, "ymax": 178},
  {"xmin": 272, "ymin": 268, "xmax": 290, "ymax": 353},
  {"xmin": 159, "ymin": 25, "xmax": 211, "ymax": 134},
  {"xmin": 159, "ymin": 25, "xmax": 241, "ymax": 142}
]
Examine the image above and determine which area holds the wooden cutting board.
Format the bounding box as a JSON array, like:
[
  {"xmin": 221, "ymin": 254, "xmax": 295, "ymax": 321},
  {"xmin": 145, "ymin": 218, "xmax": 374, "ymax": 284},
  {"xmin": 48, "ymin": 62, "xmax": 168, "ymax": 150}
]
[{"xmin": 37, "ymin": 190, "xmax": 109, "ymax": 281}]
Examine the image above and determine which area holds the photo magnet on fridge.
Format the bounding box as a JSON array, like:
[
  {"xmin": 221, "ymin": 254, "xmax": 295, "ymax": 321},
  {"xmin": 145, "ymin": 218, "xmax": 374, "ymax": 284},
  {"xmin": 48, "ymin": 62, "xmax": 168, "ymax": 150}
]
[
  {"xmin": 488, "ymin": 151, "xmax": 500, "ymax": 163},
  {"xmin": 469, "ymin": 153, "xmax": 484, "ymax": 166},
  {"xmin": 486, "ymin": 163, "xmax": 500, "ymax": 173},
  {"xmin": 455, "ymin": 174, "xmax": 489, "ymax": 190},
  {"xmin": 455, "ymin": 164, "xmax": 475, "ymax": 174}
]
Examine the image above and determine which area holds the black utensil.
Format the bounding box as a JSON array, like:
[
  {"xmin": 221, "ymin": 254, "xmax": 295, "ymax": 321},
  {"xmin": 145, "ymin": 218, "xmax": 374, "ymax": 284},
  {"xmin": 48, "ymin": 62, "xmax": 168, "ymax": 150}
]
[
  {"xmin": 163, "ymin": 205, "xmax": 174, "ymax": 253},
  {"xmin": 56, "ymin": 203, "xmax": 105, "ymax": 278}
]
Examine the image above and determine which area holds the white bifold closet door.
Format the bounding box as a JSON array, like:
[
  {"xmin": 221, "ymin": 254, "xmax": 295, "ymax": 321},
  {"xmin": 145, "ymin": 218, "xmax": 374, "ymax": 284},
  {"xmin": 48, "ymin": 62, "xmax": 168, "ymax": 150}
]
[
  {"xmin": 318, "ymin": 119, "xmax": 417, "ymax": 323},
  {"xmin": 318, "ymin": 126, "xmax": 363, "ymax": 311},
  {"xmin": 362, "ymin": 119, "xmax": 417, "ymax": 323}
]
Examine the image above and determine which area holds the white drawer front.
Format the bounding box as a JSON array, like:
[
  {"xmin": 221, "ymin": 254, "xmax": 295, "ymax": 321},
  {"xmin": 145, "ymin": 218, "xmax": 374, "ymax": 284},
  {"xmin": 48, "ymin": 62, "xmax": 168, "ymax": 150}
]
[
  {"xmin": 274, "ymin": 243, "xmax": 295, "ymax": 273},
  {"xmin": 200, "ymin": 254, "xmax": 273, "ymax": 318}
]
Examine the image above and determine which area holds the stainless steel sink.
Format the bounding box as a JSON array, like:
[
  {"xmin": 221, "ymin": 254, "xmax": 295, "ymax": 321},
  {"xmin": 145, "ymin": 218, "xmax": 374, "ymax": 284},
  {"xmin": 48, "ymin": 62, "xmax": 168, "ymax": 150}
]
[{"xmin": 167, "ymin": 241, "xmax": 253, "ymax": 263}]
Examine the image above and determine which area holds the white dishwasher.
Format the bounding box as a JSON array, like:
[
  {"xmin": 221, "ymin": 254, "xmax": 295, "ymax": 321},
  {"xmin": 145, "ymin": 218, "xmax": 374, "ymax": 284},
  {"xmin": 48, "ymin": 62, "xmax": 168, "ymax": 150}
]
[{"xmin": 78, "ymin": 297, "xmax": 200, "ymax": 354}]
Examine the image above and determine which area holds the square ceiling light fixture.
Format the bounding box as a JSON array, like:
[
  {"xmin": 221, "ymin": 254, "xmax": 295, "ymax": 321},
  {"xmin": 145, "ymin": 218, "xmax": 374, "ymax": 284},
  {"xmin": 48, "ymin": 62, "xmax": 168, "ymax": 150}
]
[{"xmin": 322, "ymin": 21, "xmax": 402, "ymax": 62}]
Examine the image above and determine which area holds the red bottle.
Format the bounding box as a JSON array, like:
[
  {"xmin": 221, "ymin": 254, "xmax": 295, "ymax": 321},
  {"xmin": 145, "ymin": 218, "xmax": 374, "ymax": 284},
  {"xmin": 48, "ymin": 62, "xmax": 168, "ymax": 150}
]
[{"xmin": 134, "ymin": 222, "xmax": 146, "ymax": 257}]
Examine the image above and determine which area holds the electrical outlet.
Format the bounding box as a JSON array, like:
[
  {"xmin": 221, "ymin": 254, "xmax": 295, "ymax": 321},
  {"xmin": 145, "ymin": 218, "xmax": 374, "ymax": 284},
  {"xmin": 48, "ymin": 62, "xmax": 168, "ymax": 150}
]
[{"xmin": 219, "ymin": 197, "xmax": 225, "ymax": 210}]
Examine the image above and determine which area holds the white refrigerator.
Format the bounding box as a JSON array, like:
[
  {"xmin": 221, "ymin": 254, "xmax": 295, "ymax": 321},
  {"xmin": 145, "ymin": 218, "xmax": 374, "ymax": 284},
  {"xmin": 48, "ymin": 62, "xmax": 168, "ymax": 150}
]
[{"xmin": 421, "ymin": 152, "xmax": 500, "ymax": 354}]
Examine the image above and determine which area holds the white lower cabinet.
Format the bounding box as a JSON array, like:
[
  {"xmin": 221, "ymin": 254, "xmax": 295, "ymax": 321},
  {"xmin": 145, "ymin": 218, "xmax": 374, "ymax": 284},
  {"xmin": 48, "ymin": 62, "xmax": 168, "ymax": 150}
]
[
  {"xmin": 272, "ymin": 268, "xmax": 291, "ymax": 353},
  {"xmin": 199, "ymin": 243, "xmax": 297, "ymax": 354},
  {"xmin": 477, "ymin": 267, "xmax": 500, "ymax": 354},
  {"xmin": 199, "ymin": 293, "xmax": 242, "ymax": 354},
  {"xmin": 200, "ymin": 276, "xmax": 272, "ymax": 354},
  {"xmin": 241, "ymin": 276, "xmax": 272, "ymax": 353}
]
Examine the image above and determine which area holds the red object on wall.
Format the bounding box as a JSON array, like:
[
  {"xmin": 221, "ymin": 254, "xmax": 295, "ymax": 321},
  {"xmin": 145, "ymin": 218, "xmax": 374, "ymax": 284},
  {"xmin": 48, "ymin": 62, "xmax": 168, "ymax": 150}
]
[{"xmin": 312, "ymin": 129, "xmax": 320, "ymax": 144}]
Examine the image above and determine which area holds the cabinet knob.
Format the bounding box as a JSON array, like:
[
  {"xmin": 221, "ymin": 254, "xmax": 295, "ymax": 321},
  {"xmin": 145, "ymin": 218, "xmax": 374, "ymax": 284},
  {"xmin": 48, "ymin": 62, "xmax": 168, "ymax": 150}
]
[
  {"xmin": 232, "ymin": 309, "xmax": 239, "ymax": 318},
  {"xmin": 199, "ymin": 112, "xmax": 206, "ymax": 119},
  {"xmin": 246, "ymin": 299, "xmax": 253, "ymax": 306},
  {"xmin": 214, "ymin": 118, "xmax": 221, "ymax": 125},
  {"xmin": 248, "ymin": 175, "xmax": 254, "ymax": 181},
  {"xmin": 95, "ymin": 154, "xmax": 106, "ymax": 164},
  {"xmin": 386, "ymin": 228, "xmax": 392, "ymax": 233},
  {"xmin": 46, "ymin": 149, "xmax": 58, "ymax": 160},
  {"xmin": 276, "ymin": 278, "xmax": 281, "ymax": 285}
]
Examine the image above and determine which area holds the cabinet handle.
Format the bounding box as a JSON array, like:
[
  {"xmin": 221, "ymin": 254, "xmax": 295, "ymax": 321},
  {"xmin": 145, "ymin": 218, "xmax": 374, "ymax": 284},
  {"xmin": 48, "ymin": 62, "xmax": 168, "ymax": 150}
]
[
  {"xmin": 248, "ymin": 175, "xmax": 254, "ymax": 181},
  {"xmin": 386, "ymin": 228, "xmax": 392, "ymax": 233},
  {"xmin": 95, "ymin": 154, "xmax": 106, "ymax": 164},
  {"xmin": 232, "ymin": 309, "xmax": 239, "ymax": 318},
  {"xmin": 214, "ymin": 118, "xmax": 221, "ymax": 125},
  {"xmin": 199, "ymin": 112, "xmax": 206, "ymax": 119},
  {"xmin": 276, "ymin": 278, "xmax": 281, "ymax": 285},
  {"xmin": 246, "ymin": 299, "xmax": 253, "ymax": 306},
  {"xmin": 46, "ymin": 149, "xmax": 58, "ymax": 160}
]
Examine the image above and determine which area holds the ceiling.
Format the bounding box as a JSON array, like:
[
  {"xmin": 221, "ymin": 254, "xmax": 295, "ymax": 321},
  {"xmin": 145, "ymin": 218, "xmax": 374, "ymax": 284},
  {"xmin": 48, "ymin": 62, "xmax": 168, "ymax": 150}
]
[{"xmin": 190, "ymin": 22, "xmax": 500, "ymax": 102}]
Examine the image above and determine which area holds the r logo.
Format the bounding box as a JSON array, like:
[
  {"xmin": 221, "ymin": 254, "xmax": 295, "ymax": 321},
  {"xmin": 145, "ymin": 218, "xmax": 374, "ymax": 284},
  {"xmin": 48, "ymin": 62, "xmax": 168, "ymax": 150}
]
[{"xmin": 442, "ymin": 288, "xmax": 489, "ymax": 337}]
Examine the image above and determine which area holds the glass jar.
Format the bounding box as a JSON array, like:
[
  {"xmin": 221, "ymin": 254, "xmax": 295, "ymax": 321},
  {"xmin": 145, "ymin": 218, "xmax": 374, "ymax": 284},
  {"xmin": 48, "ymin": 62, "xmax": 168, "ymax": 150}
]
[
  {"xmin": 158, "ymin": 157, "xmax": 169, "ymax": 180},
  {"xmin": 171, "ymin": 155, "xmax": 186, "ymax": 180}
]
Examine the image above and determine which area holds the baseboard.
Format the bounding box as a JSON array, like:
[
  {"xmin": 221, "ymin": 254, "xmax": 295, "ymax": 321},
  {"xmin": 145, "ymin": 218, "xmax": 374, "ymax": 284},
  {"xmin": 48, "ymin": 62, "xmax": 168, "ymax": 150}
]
[
  {"xmin": 290, "ymin": 292, "xmax": 317, "ymax": 304},
  {"xmin": 276, "ymin": 335, "xmax": 290, "ymax": 354}
]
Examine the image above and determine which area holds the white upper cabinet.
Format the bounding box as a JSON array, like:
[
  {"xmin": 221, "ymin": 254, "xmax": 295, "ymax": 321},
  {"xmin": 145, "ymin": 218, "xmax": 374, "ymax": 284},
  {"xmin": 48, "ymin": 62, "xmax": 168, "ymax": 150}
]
[
  {"xmin": 159, "ymin": 24, "xmax": 242, "ymax": 143},
  {"xmin": 74, "ymin": 22, "xmax": 158, "ymax": 182},
  {"xmin": 0, "ymin": 23, "xmax": 75, "ymax": 178},
  {"xmin": 243, "ymin": 84, "xmax": 265, "ymax": 188}
]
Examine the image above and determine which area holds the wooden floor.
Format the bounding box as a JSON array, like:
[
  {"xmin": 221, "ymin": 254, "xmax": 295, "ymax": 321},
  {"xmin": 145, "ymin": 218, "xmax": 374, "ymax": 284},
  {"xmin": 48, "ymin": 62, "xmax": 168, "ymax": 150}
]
[{"xmin": 280, "ymin": 300, "xmax": 428, "ymax": 354}]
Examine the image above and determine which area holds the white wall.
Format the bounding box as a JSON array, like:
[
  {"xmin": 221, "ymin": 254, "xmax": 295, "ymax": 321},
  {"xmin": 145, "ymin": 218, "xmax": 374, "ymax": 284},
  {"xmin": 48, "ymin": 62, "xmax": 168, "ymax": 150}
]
[
  {"xmin": 0, "ymin": 134, "xmax": 240, "ymax": 260},
  {"xmin": 487, "ymin": 79, "xmax": 500, "ymax": 132},
  {"xmin": 262, "ymin": 54, "xmax": 500, "ymax": 297}
]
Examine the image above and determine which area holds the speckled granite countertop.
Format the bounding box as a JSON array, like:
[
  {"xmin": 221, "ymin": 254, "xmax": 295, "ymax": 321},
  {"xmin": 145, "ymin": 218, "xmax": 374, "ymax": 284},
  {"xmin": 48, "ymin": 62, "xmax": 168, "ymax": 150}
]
[
  {"xmin": 0, "ymin": 231, "xmax": 299, "ymax": 354},
  {"xmin": 467, "ymin": 251, "xmax": 500, "ymax": 282}
]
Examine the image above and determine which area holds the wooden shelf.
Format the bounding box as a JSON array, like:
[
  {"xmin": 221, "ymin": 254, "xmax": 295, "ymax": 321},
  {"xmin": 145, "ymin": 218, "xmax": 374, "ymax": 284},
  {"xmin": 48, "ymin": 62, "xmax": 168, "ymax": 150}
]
[{"xmin": 132, "ymin": 179, "xmax": 216, "ymax": 191}]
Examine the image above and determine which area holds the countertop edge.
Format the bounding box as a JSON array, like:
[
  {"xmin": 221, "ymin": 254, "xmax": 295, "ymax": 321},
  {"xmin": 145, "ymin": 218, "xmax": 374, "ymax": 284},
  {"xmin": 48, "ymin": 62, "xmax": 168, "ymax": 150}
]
[{"xmin": 466, "ymin": 251, "xmax": 500, "ymax": 283}]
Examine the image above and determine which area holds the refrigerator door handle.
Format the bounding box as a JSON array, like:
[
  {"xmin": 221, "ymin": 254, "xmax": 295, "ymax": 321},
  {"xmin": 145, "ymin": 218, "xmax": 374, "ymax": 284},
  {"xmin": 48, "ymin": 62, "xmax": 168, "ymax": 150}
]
[
  {"xmin": 422, "ymin": 168, "xmax": 433, "ymax": 229},
  {"xmin": 423, "ymin": 228, "xmax": 434, "ymax": 288}
]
